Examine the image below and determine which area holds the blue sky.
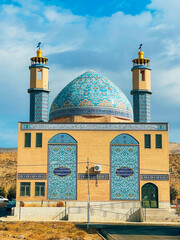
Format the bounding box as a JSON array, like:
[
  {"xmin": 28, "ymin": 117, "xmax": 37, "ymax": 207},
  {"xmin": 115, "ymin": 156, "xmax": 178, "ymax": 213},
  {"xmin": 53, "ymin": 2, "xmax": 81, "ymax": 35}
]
[{"xmin": 0, "ymin": 0, "xmax": 180, "ymax": 147}]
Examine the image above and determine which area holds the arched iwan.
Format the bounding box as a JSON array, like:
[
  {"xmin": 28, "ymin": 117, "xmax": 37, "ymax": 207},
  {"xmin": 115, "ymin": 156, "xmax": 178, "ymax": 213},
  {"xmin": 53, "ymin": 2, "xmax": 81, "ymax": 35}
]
[
  {"xmin": 48, "ymin": 133, "xmax": 77, "ymax": 200},
  {"xmin": 110, "ymin": 134, "xmax": 139, "ymax": 200}
]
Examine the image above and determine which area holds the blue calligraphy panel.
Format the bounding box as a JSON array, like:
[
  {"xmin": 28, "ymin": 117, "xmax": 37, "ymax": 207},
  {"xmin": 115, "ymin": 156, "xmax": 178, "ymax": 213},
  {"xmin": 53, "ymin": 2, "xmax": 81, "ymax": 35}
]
[
  {"xmin": 48, "ymin": 144, "xmax": 77, "ymax": 200},
  {"xmin": 111, "ymin": 145, "xmax": 139, "ymax": 200},
  {"xmin": 115, "ymin": 167, "xmax": 134, "ymax": 178},
  {"xmin": 53, "ymin": 167, "xmax": 72, "ymax": 177}
]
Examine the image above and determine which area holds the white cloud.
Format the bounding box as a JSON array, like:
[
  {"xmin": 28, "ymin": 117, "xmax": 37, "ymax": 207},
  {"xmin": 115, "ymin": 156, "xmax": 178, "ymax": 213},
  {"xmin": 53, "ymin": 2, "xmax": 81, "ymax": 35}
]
[{"xmin": 1, "ymin": 0, "xmax": 180, "ymax": 146}]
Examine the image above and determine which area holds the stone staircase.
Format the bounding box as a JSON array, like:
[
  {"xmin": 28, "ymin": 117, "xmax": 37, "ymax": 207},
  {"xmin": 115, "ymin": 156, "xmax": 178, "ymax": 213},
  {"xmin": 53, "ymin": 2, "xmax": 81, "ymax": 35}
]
[{"xmin": 144, "ymin": 208, "xmax": 180, "ymax": 222}]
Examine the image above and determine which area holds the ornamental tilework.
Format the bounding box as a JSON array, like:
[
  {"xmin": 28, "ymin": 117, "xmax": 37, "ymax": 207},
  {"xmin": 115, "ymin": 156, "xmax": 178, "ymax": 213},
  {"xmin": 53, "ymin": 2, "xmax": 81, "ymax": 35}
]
[
  {"xmin": 133, "ymin": 92, "xmax": 151, "ymax": 122},
  {"xmin": 111, "ymin": 145, "xmax": 139, "ymax": 200},
  {"xmin": 21, "ymin": 123, "xmax": 168, "ymax": 131},
  {"xmin": 48, "ymin": 144, "xmax": 77, "ymax": 200},
  {"xmin": 30, "ymin": 91, "xmax": 49, "ymax": 122},
  {"xmin": 111, "ymin": 133, "xmax": 139, "ymax": 145},
  {"xmin": 48, "ymin": 133, "xmax": 77, "ymax": 144},
  {"xmin": 49, "ymin": 70, "xmax": 133, "ymax": 120}
]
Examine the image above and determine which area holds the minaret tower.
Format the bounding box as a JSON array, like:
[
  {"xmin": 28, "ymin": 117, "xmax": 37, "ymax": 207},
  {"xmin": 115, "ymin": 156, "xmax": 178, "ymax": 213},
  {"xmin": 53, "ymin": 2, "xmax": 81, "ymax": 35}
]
[
  {"xmin": 131, "ymin": 45, "xmax": 152, "ymax": 122},
  {"xmin": 28, "ymin": 44, "xmax": 50, "ymax": 122}
]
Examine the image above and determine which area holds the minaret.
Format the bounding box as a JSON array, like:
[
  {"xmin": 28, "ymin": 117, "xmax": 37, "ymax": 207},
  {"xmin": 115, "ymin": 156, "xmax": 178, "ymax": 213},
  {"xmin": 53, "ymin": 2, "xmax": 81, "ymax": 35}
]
[
  {"xmin": 131, "ymin": 47, "xmax": 152, "ymax": 122},
  {"xmin": 28, "ymin": 46, "xmax": 50, "ymax": 122}
]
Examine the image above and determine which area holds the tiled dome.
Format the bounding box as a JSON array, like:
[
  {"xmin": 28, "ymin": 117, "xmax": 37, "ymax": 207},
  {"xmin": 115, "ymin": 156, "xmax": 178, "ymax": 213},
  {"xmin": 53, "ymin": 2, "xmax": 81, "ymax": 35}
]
[{"xmin": 49, "ymin": 70, "xmax": 133, "ymax": 121}]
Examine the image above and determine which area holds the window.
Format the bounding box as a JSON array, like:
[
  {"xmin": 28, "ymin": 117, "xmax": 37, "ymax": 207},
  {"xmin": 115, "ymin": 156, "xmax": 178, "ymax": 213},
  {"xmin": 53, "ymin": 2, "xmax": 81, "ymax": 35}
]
[
  {"xmin": 25, "ymin": 133, "xmax": 31, "ymax": 147},
  {"xmin": 36, "ymin": 133, "xmax": 42, "ymax": 147},
  {"xmin": 35, "ymin": 182, "xmax": 45, "ymax": 196},
  {"xmin": 145, "ymin": 134, "xmax": 151, "ymax": 148},
  {"xmin": 169, "ymin": 167, "xmax": 173, "ymax": 173},
  {"xmin": 140, "ymin": 70, "xmax": 145, "ymax": 81},
  {"xmin": 156, "ymin": 134, "xmax": 162, "ymax": 149},
  {"xmin": 37, "ymin": 69, "xmax": 42, "ymax": 80},
  {"xmin": 20, "ymin": 182, "xmax": 30, "ymax": 196}
]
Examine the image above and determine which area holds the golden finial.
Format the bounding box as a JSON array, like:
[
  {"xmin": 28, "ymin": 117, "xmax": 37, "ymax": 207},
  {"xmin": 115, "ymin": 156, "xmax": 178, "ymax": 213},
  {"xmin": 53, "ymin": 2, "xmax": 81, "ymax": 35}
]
[
  {"xmin": 36, "ymin": 42, "xmax": 42, "ymax": 57},
  {"xmin": 138, "ymin": 43, "xmax": 144, "ymax": 59}
]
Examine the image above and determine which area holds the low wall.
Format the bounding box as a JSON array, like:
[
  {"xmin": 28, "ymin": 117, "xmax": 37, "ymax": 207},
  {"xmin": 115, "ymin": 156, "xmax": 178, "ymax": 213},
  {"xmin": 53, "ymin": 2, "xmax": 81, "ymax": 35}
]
[
  {"xmin": 127, "ymin": 208, "xmax": 143, "ymax": 222},
  {"xmin": 16, "ymin": 200, "xmax": 141, "ymax": 209},
  {"xmin": 68, "ymin": 207, "xmax": 127, "ymax": 222},
  {"xmin": 14, "ymin": 207, "xmax": 66, "ymax": 221},
  {"xmin": 12, "ymin": 201, "xmax": 145, "ymax": 222}
]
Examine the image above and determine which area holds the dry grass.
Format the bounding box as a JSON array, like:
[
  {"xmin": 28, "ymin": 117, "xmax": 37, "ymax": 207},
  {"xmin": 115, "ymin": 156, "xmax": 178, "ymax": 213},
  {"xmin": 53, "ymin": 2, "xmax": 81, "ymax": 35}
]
[
  {"xmin": 169, "ymin": 154, "xmax": 180, "ymax": 195},
  {"xmin": 0, "ymin": 152, "xmax": 17, "ymax": 192},
  {"xmin": 0, "ymin": 222, "xmax": 102, "ymax": 240}
]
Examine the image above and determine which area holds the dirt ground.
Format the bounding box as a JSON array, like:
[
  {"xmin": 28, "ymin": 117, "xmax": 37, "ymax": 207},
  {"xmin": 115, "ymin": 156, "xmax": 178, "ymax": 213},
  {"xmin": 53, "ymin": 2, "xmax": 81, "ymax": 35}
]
[{"xmin": 0, "ymin": 222, "xmax": 102, "ymax": 240}]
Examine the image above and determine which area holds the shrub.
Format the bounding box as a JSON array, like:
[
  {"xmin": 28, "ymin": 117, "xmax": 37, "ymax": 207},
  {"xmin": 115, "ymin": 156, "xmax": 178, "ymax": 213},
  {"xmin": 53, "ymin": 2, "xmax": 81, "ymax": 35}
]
[
  {"xmin": 7, "ymin": 187, "xmax": 16, "ymax": 201},
  {"xmin": 142, "ymin": 201, "xmax": 150, "ymax": 208},
  {"xmin": 151, "ymin": 201, "xmax": 157, "ymax": 208},
  {"xmin": 56, "ymin": 202, "xmax": 64, "ymax": 207},
  {"xmin": 0, "ymin": 187, "xmax": 6, "ymax": 197},
  {"xmin": 170, "ymin": 186, "xmax": 178, "ymax": 203}
]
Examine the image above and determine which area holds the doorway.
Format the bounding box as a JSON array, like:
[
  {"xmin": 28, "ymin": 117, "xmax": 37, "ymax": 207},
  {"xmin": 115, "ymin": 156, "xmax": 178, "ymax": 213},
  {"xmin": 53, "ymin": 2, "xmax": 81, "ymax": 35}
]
[{"xmin": 142, "ymin": 183, "xmax": 158, "ymax": 208}]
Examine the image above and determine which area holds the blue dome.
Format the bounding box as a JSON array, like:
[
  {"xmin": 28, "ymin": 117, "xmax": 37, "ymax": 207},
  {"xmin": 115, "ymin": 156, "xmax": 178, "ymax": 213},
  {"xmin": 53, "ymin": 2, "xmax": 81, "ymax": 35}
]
[{"xmin": 49, "ymin": 70, "xmax": 133, "ymax": 121}]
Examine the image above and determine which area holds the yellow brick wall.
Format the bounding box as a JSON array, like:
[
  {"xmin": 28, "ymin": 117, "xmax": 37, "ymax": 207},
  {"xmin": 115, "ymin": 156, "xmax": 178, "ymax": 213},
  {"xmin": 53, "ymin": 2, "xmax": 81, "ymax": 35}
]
[
  {"xmin": 132, "ymin": 69, "xmax": 151, "ymax": 91},
  {"xmin": 17, "ymin": 123, "xmax": 169, "ymax": 203},
  {"xmin": 30, "ymin": 68, "xmax": 49, "ymax": 89}
]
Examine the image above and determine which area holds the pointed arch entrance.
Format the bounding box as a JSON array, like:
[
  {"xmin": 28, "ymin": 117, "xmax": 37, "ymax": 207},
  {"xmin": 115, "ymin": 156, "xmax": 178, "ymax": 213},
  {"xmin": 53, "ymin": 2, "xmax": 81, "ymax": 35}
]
[
  {"xmin": 110, "ymin": 134, "xmax": 139, "ymax": 200},
  {"xmin": 142, "ymin": 183, "xmax": 158, "ymax": 208},
  {"xmin": 48, "ymin": 133, "xmax": 77, "ymax": 200}
]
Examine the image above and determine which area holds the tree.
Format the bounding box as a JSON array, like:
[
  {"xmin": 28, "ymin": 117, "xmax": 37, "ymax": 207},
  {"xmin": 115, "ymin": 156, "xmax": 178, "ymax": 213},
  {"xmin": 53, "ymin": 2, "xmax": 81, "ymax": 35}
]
[
  {"xmin": 170, "ymin": 186, "xmax": 178, "ymax": 203},
  {"xmin": 7, "ymin": 187, "xmax": 16, "ymax": 201},
  {"xmin": 0, "ymin": 187, "xmax": 6, "ymax": 198}
]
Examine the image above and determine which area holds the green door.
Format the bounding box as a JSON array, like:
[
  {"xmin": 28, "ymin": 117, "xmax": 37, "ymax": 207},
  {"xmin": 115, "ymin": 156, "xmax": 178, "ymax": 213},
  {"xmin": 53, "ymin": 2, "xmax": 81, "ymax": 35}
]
[{"xmin": 142, "ymin": 183, "xmax": 158, "ymax": 208}]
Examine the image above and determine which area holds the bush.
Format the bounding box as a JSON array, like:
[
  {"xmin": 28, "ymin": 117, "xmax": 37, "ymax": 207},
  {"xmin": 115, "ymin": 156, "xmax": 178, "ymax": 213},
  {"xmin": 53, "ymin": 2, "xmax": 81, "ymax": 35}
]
[
  {"xmin": 151, "ymin": 201, "xmax": 157, "ymax": 208},
  {"xmin": 0, "ymin": 187, "xmax": 6, "ymax": 197},
  {"xmin": 56, "ymin": 201, "xmax": 64, "ymax": 207},
  {"xmin": 170, "ymin": 186, "xmax": 178, "ymax": 203},
  {"xmin": 7, "ymin": 187, "xmax": 16, "ymax": 201},
  {"xmin": 142, "ymin": 201, "xmax": 150, "ymax": 208}
]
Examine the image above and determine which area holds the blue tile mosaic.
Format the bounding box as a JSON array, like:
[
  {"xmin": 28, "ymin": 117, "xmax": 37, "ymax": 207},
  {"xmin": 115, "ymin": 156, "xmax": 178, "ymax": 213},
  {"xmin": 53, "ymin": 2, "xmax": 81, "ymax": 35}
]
[
  {"xmin": 49, "ymin": 70, "xmax": 133, "ymax": 120},
  {"xmin": 132, "ymin": 91, "xmax": 151, "ymax": 122},
  {"xmin": 110, "ymin": 133, "xmax": 139, "ymax": 145},
  {"xmin": 111, "ymin": 135, "xmax": 139, "ymax": 200},
  {"xmin": 48, "ymin": 143, "xmax": 77, "ymax": 200},
  {"xmin": 21, "ymin": 123, "xmax": 168, "ymax": 131},
  {"xmin": 30, "ymin": 90, "xmax": 49, "ymax": 122},
  {"xmin": 48, "ymin": 133, "xmax": 77, "ymax": 144}
]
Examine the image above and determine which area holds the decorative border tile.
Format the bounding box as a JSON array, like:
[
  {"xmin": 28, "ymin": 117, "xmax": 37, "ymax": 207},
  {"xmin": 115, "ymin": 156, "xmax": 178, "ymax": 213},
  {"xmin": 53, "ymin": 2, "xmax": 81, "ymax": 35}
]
[
  {"xmin": 141, "ymin": 174, "xmax": 169, "ymax": 181},
  {"xmin": 21, "ymin": 123, "xmax": 168, "ymax": 131},
  {"xmin": 49, "ymin": 106, "xmax": 133, "ymax": 121},
  {"xmin": 78, "ymin": 173, "xmax": 109, "ymax": 180},
  {"xmin": 18, "ymin": 173, "xmax": 46, "ymax": 180}
]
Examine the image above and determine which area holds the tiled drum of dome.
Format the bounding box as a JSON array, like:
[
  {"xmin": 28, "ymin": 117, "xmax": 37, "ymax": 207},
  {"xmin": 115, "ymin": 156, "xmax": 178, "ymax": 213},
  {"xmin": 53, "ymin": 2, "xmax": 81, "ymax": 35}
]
[
  {"xmin": 110, "ymin": 135, "xmax": 139, "ymax": 200},
  {"xmin": 49, "ymin": 71, "xmax": 133, "ymax": 120},
  {"xmin": 48, "ymin": 144, "xmax": 77, "ymax": 200}
]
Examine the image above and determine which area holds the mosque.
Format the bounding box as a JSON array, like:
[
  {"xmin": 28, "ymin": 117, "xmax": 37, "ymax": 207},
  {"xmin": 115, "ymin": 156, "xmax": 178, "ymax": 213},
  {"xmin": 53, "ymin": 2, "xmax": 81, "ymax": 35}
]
[{"xmin": 16, "ymin": 47, "xmax": 170, "ymax": 211}]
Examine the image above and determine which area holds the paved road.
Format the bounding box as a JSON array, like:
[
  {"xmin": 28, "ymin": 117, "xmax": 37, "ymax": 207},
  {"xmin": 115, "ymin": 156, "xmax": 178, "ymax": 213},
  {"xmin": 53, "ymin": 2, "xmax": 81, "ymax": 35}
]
[{"xmin": 101, "ymin": 225, "xmax": 180, "ymax": 240}]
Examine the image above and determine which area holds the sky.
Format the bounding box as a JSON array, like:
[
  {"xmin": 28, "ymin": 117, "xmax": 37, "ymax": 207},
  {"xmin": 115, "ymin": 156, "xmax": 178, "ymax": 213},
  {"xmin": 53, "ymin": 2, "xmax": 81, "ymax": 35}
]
[{"xmin": 0, "ymin": 0, "xmax": 180, "ymax": 147}]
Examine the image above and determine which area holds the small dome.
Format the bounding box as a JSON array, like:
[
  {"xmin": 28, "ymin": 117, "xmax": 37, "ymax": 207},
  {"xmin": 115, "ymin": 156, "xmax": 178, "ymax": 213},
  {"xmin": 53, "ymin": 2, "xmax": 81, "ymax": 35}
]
[{"xmin": 49, "ymin": 70, "xmax": 133, "ymax": 121}]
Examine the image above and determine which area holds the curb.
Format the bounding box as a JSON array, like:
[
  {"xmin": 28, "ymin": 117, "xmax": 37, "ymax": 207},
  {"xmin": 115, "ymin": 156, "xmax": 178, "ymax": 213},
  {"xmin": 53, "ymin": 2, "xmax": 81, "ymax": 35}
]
[{"xmin": 100, "ymin": 229, "xmax": 116, "ymax": 240}]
